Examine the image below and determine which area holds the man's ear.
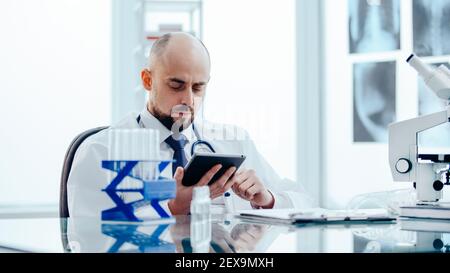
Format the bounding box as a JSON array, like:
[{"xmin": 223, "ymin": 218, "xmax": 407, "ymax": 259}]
[{"xmin": 141, "ymin": 69, "xmax": 152, "ymax": 91}]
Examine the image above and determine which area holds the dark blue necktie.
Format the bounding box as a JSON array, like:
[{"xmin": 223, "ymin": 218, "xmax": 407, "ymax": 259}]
[{"xmin": 165, "ymin": 134, "xmax": 188, "ymax": 175}]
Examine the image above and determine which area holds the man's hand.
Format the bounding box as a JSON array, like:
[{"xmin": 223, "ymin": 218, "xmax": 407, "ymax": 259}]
[
  {"xmin": 168, "ymin": 165, "xmax": 237, "ymax": 215},
  {"xmin": 231, "ymin": 169, "xmax": 275, "ymax": 209}
]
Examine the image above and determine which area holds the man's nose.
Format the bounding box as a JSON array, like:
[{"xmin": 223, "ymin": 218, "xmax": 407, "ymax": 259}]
[{"xmin": 180, "ymin": 88, "xmax": 194, "ymax": 106}]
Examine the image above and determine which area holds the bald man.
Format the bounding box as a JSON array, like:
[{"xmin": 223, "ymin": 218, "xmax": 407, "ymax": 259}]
[{"xmin": 67, "ymin": 33, "xmax": 314, "ymax": 218}]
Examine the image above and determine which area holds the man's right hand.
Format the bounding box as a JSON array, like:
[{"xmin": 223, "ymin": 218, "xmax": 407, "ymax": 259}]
[{"xmin": 168, "ymin": 164, "xmax": 237, "ymax": 215}]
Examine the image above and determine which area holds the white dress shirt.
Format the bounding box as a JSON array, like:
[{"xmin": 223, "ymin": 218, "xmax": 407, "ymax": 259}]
[{"xmin": 67, "ymin": 108, "xmax": 315, "ymax": 219}]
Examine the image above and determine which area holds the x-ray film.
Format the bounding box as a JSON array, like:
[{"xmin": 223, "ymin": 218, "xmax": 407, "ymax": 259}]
[
  {"xmin": 413, "ymin": 0, "xmax": 450, "ymax": 57},
  {"xmin": 353, "ymin": 61, "xmax": 397, "ymax": 143},
  {"xmin": 349, "ymin": 0, "xmax": 400, "ymax": 54}
]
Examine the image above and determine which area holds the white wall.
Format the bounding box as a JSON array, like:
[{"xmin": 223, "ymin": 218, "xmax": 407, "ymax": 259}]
[
  {"xmin": 0, "ymin": 0, "xmax": 111, "ymax": 205},
  {"xmin": 202, "ymin": 0, "xmax": 297, "ymax": 180}
]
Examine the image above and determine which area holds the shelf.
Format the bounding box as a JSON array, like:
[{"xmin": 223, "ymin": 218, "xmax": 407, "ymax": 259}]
[{"xmin": 144, "ymin": 0, "xmax": 202, "ymax": 13}]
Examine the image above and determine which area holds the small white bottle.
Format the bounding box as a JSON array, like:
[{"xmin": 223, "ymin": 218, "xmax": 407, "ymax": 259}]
[
  {"xmin": 190, "ymin": 186, "xmax": 212, "ymax": 253},
  {"xmin": 190, "ymin": 186, "xmax": 211, "ymax": 215}
]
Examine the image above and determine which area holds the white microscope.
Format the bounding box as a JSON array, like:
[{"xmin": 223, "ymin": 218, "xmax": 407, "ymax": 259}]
[{"xmin": 389, "ymin": 54, "xmax": 450, "ymax": 204}]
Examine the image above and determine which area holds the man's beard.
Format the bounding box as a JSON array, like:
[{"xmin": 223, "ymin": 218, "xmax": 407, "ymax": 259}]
[{"xmin": 150, "ymin": 102, "xmax": 195, "ymax": 133}]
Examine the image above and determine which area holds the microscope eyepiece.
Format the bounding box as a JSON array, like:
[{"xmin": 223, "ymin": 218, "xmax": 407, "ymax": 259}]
[{"xmin": 406, "ymin": 54, "xmax": 415, "ymax": 63}]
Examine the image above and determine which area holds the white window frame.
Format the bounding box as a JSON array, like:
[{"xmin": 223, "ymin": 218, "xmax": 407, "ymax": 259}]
[{"xmin": 296, "ymin": 0, "xmax": 324, "ymax": 207}]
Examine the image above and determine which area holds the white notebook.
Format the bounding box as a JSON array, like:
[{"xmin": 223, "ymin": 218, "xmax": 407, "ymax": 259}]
[
  {"xmin": 400, "ymin": 203, "xmax": 450, "ymax": 220},
  {"xmin": 236, "ymin": 208, "xmax": 394, "ymax": 225},
  {"xmin": 400, "ymin": 218, "xmax": 450, "ymax": 233}
]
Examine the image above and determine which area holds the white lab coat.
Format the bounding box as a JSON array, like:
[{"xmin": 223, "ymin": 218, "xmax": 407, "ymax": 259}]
[{"xmin": 67, "ymin": 108, "xmax": 314, "ymax": 218}]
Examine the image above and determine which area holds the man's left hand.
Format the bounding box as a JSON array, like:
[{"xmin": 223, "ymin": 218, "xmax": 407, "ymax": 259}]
[{"xmin": 230, "ymin": 169, "xmax": 274, "ymax": 209}]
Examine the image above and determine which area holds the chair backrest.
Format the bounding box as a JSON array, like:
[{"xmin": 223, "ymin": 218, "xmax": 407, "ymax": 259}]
[{"xmin": 60, "ymin": 126, "xmax": 109, "ymax": 218}]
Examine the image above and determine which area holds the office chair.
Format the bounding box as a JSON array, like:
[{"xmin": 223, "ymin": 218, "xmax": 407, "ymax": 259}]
[{"xmin": 59, "ymin": 126, "xmax": 109, "ymax": 218}]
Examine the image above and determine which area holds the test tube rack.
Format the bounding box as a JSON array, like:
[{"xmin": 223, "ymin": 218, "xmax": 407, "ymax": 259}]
[{"xmin": 101, "ymin": 160, "xmax": 176, "ymax": 222}]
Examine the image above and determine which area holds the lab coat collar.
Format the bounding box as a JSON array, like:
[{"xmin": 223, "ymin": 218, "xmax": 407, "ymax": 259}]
[{"xmin": 139, "ymin": 108, "xmax": 195, "ymax": 144}]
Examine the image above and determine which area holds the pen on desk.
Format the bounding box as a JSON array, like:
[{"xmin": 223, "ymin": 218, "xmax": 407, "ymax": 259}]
[{"xmin": 224, "ymin": 191, "xmax": 234, "ymax": 214}]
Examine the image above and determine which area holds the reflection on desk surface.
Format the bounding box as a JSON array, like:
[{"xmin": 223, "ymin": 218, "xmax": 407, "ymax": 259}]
[{"xmin": 0, "ymin": 215, "xmax": 449, "ymax": 253}]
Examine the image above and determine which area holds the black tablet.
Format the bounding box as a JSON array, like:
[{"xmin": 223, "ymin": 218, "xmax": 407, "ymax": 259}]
[{"xmin": 182, "ymin": 153, "xmax": 246, "ymax": 187}]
